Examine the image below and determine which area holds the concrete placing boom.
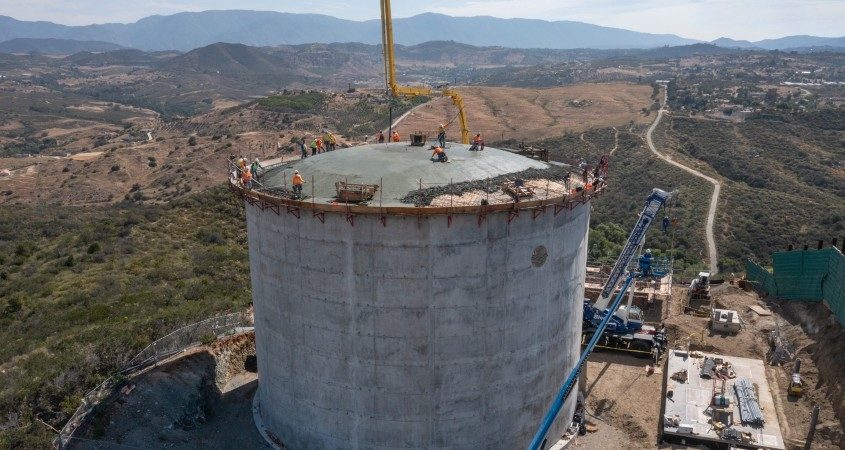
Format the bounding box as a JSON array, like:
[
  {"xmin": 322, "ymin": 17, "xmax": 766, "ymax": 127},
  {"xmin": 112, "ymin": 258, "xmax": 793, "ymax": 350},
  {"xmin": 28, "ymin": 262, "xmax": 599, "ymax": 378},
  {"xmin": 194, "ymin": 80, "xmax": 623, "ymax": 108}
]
[
  {"xmin": 527, "ymin": 188, "xmax": 673, "ymax": 450},
  {"xmin": 379, "ymin": 0, "xmax": 470, "ymax": 144},
  {"xmin": 595, "ymin": 188, "xmax": 673, "ymax": 311}
]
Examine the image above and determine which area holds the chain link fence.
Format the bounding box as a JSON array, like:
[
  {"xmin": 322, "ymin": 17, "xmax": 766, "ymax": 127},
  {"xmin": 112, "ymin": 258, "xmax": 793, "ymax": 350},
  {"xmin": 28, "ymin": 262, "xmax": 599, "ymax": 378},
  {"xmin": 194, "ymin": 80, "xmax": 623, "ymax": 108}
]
[{"xmin": 54, "ymin": 311, "xmax": 252, "ymax": 449}]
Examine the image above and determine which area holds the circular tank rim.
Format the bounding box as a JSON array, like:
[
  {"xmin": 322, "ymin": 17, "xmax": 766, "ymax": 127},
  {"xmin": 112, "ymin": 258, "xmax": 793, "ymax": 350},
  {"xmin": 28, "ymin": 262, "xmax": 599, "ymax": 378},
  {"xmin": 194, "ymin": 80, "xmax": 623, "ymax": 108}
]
[{"xmin": 229, "ymin": 180, "xmax": 603, "ymax": 215}]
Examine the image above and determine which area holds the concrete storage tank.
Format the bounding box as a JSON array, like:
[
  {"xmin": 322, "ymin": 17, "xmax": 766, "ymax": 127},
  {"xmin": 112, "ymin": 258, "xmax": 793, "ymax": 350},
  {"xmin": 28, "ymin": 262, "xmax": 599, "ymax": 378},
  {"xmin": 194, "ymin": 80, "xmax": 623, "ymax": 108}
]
[{"xmin": 232, "ymin": 143, "xmax": 603, "ymax": 449}]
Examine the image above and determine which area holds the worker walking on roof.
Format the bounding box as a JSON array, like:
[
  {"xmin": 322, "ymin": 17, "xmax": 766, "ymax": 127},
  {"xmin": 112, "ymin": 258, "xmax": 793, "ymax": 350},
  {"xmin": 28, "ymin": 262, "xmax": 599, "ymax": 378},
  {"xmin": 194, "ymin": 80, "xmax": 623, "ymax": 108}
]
[
  {"xmin": 431, "ymin": 146, "xmax": 448, "ymax": 163},
  {"xmin": 377, "ymin": 130, "xmax": 385, "ymax": 143},
  {"xmin": 324, "ymin": 131, "xmax": 336, "ymax": 151},
  {"xmin": 310, "ymin": 138, "xmax": 318, "ymax": 156},
  {"xmin": 392, "ymin": 131, "xmax": 400, "ymax": 142},
  {"xmin": 298, "ymin": 137, "xmax": 308, "ymax": 159},
  {"xmin": 437, "ymin": 123, "xmax": 447, "ymax": 148},
  {"xmin": 292, "ymin": 170, "xmax": 304, "ymax": 198},
  {"xmin": 250, "ymin": 158, "xmax": 263, "ymax": 180},
  {"xmin": 242, "ymin": 167, "xmax": 253, "ymax": 190}
]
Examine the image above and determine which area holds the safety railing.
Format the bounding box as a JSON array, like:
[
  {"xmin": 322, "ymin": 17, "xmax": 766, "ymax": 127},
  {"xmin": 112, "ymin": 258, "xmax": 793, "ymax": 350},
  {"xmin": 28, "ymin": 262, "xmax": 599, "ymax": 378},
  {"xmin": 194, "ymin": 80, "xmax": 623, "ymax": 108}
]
[
  {"xmin": 54, "ymin": 311, "xmax": 252, "ymax": 449},
  {"xmin": 227, "ymin": 151, "xmax": 606, "ymax": 218}
]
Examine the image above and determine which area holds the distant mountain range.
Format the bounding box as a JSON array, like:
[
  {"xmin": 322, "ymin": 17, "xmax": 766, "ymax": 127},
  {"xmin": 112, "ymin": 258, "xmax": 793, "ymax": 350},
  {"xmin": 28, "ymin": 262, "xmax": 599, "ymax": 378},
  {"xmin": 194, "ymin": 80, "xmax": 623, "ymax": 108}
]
[
  {"xmin": 2, "ymin": 11, "xmax": 693, "ymax": 51},
  {"xmin": 712, "ymin": 35, "xmax": 845, "ymax": 50},
  {"xmin": 0, "ymin": 11, "xmax": 842, "ymax": 53}
]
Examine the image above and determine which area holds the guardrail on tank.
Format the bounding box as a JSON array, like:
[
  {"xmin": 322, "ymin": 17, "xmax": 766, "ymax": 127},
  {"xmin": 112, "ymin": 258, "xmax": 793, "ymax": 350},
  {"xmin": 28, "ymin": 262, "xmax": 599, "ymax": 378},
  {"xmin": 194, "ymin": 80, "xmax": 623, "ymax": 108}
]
[{"xmin": 53, "ymin": 311, "xmax": 252, "ymax": 450}]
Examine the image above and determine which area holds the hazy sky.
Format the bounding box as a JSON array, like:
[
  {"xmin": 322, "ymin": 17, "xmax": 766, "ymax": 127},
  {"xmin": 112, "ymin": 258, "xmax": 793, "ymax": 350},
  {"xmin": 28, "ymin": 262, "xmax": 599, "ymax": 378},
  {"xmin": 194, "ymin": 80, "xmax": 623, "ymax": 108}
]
[{"xmin": 1, "ymin": 0, "xmax": 842, "ymax": 41}]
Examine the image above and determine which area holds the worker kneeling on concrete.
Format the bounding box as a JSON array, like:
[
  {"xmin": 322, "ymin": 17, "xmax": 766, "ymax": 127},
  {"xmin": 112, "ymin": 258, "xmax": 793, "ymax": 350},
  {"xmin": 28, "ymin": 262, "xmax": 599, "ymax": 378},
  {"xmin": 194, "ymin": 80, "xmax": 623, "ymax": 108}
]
[
  {"xmin": 430, "ymin": 146, "xmax": 448, "ymax": 163},
  {"xmin": 639, "ymin": 249, "xmax": 653, "ymax": 277},
  {"xmin": 292, "ymin": 170, "xmax": 304, "ymax": 198},
  {"xmin": 469, "ymin": 133, "xmax": 484, "ymax": 151}
]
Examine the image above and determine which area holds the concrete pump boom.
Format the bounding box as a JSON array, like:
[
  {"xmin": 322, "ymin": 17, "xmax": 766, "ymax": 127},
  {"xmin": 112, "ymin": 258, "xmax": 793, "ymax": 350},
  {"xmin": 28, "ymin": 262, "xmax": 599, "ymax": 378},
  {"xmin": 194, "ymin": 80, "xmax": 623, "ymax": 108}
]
[{"xmin": 379, "ymin": 0, "xmax": 470, "ymax": 144}]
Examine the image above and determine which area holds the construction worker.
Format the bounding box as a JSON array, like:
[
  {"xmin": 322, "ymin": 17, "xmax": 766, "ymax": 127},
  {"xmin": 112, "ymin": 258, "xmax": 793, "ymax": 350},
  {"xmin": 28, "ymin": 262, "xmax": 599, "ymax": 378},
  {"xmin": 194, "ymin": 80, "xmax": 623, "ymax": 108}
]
[
  {"xmin": 392, "ymin": 131, "xmax": 400, "ymax": 142},
  {"xmin": 298, "ymin": 137, "xmax": 308, "ymax": 159},
  {"xmin": 431, "ymin": 146, "xmax": 447, "ymax": 163},
  {"xmin": 237, "ymin": 156, "xmax": 247, "ymax": 173},
  {"xmin": 241, "ymin": 167, "xmax": 252, "ymax": 189},
  {"xmin": 377, "ymin": 130, "xmax": 385, "ymax": 143},
  {"xmin": 662, "ymin": 216, "xmax": 671, "ymax": 234},
  {"xmin": 292, "ymin": 170, "xmax": 304, "ymax": 197},
  {"xmin": 639, "ymin": 249, "xmax": 653, "ymax": 277},
  {"xmin": 310, "ymin": 138, "xmax": 318, "ymax": 156},
  {"xmin": 437, "ymin": 124, "xmax": 447, "ymax": 148},
  {"xmin": 316, "ymin": 137, "xmax": 324, "ymax": 154},
  {"xmin": 469, "ymin": 133, "xmax": 484, "ymax": 151},
  {"xmin": 324, "ymin": 131, "xmax": 336, "ymax": 151},
  {"xmin": 250, "ymin": 158, "xmax": 263, "ymax": 180}
]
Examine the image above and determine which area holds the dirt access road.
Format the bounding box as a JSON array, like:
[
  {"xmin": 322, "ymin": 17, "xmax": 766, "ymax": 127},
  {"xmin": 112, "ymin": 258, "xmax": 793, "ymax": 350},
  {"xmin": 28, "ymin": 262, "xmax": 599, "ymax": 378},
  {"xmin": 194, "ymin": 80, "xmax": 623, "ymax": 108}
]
[{"xmin": 646, "ymin": 87, "xmax": 721, "ymax": 274}]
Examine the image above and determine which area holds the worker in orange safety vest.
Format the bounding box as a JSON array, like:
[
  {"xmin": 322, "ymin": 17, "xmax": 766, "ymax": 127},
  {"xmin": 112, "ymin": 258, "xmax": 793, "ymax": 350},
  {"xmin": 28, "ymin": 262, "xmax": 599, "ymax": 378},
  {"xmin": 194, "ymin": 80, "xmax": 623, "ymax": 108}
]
[
  {"xmin": 292, "ymin": 170, "xmax": 304, "ymax": 197},
  {"xmin": 430, "ymin": 146, "xmax": 448, "ymax": 163}
]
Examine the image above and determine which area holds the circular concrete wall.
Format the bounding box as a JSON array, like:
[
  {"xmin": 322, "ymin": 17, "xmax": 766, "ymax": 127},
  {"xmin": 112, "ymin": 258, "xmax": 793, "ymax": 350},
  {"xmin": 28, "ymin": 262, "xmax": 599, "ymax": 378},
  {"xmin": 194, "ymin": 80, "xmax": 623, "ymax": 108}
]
[{"xmin": 247, "ymin": 203, "xmax": 589, "ymax": 449}]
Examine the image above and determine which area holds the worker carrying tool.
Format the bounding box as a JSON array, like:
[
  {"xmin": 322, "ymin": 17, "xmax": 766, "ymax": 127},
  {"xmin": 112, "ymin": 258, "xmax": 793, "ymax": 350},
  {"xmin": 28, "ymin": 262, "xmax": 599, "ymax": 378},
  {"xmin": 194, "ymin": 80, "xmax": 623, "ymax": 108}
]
[
  {"xmin": 430, "ymin": 146, "xmax": 448, "ymax": 163},
  {"xmin": 437, "ymin": 124, "xmax": 447, "ymax": 148},
  {"xmin": 469, "ymin": 133, "xmax": 484, "ymax": 151},
  {"xmin": 292, "ymin": 170, "xmax": 304, "ymax": 198},
  {"xmin": 639, "ymin": 249, "xmax": 653, "ymax": 277},
  {"xmin": 377, "ymin": 131, "xmax": 385, "ymax": 143},
  {"xmin": 392, "ymin": 131, "xmax": 401, "ymax": 142}
]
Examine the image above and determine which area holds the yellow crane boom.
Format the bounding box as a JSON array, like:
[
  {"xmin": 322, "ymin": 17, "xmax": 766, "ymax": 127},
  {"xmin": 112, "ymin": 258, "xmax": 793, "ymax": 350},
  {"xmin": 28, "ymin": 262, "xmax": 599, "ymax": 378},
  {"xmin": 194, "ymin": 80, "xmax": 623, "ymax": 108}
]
[{"xmin": 379, "ymin": 0, "xmax": 470, "ymax": 144}]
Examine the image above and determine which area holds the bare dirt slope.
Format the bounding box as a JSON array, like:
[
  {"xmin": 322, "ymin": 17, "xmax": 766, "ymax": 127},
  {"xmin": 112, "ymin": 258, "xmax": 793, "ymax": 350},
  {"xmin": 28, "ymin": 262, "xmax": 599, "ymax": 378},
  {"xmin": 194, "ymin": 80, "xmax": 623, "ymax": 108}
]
[{"xmin": 393, "ymin": 83, "xmax": 654, "ymax": 142}]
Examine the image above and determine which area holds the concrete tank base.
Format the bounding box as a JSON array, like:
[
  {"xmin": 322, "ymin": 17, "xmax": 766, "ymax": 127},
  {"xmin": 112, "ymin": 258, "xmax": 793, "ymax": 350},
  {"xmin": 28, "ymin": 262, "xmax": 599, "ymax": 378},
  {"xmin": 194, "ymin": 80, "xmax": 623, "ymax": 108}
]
[{"xmin": 247, "ymin": 202, "xmax": 590, "ymax": 449}]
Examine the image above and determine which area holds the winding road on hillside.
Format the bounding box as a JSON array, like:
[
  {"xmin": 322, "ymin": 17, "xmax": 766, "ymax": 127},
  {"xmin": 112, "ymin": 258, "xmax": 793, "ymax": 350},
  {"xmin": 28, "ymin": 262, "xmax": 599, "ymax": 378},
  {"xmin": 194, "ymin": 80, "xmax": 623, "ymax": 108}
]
[{"xmin": 645, "ymin": 88, "xmax": 721, "ymax": 274}]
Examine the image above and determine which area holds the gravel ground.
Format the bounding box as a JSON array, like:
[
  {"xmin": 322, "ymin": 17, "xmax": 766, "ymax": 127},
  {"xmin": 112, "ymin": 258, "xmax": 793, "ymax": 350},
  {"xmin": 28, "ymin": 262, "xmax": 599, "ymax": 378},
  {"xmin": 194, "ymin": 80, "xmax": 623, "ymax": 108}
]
[{"xmin": 400, "ymin": 165, "xmax": 575, "ymax": 205}]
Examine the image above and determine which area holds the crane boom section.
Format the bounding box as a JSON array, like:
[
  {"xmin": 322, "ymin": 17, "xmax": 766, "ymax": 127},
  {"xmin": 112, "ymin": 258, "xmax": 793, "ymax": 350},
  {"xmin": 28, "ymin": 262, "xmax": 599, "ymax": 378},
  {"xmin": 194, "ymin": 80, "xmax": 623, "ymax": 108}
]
[{"xmin": 593, "ymin": 188, "xmax": 672, "ymax": 311}]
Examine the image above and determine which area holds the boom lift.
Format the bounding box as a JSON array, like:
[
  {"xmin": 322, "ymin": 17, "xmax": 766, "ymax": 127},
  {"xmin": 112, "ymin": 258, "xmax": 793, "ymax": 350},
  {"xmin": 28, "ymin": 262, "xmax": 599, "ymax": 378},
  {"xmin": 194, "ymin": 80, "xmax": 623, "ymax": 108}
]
[
  {"xmin": 527, "ymin": 188, "xmax": 674, "ymax": 450},
  {"xmin": 379, "ymin": 0, "xmax": 470, "ymax": 144}
]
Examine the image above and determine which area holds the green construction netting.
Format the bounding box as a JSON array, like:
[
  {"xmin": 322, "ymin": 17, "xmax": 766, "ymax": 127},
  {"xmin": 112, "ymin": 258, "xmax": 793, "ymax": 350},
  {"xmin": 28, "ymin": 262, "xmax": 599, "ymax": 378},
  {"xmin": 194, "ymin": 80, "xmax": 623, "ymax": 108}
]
[
  {"xmin": 747, "ymin": 248, "xmax": 845, "ymax": 327},
  {"xmin": 746, "ymin": 259, "xmax": 776, "ymax": 294},
  {"xmin": 823, "ymin": 249, "xmax": 845, "ymax": 326}
]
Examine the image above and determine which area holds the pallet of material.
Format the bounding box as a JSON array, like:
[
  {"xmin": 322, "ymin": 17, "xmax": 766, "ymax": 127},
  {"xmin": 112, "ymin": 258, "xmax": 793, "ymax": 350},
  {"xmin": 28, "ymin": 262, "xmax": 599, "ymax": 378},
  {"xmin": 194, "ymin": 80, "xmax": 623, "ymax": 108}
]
[
  {"xmin": 502, "ymin": 181, "xmax": 534, "ymax": 200},
  {"xmin": 335, "ymin": 181, "xmax": 379, "ymax": 202}
]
